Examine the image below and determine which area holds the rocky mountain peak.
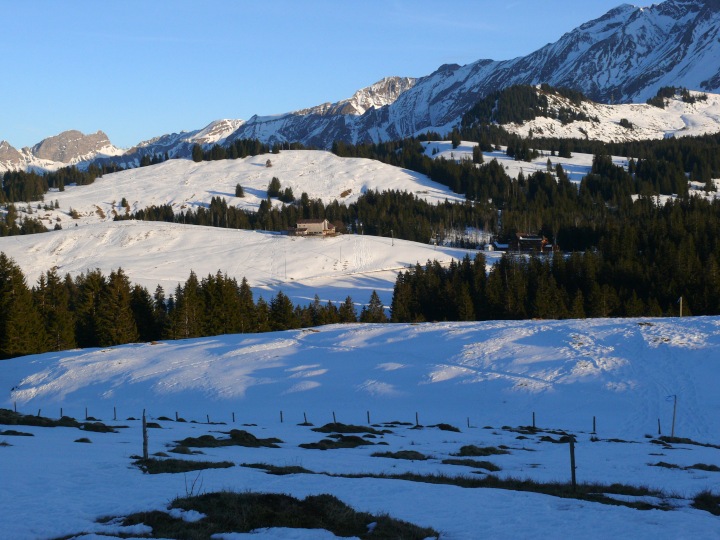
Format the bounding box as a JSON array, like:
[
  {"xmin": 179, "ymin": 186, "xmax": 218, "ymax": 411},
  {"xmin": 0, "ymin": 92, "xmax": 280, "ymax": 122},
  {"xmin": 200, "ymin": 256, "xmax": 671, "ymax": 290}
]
[
  {"xmin": 31, "ymin": 130, "xmax": 115, "ymax": 164},
  {"xmin": 297, "ymin": 76, "xmax": 416, "ymax": 117}
]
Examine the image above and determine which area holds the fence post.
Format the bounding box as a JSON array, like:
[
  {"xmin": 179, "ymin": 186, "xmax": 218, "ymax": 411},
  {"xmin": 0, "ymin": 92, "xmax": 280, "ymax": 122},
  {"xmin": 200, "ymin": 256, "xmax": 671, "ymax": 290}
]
[
  {"xmin": 142, "ymin": 409, "xmax": 149, "ymax": 460},
  {"xmin": 569, "ymin": 438, "xmax": 577, "ymax": 492}
]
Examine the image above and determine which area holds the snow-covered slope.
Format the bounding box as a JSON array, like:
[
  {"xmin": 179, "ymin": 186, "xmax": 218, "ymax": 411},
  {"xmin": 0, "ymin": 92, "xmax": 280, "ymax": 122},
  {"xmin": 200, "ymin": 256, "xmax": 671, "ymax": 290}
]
[
  {"xmin": 2, "ymin": 317, "xmax": 720, "ymax": 538},
  {"xmin": 499, "ymin": 89, "xmax": 720, "ymax": 142},
  {"xmin": 32, "ymin": 149, "xmax": 463, "ymax": 229},
  {"xmin": 0, "ymin": 220, "xmax": 480, "ymax": 306}
]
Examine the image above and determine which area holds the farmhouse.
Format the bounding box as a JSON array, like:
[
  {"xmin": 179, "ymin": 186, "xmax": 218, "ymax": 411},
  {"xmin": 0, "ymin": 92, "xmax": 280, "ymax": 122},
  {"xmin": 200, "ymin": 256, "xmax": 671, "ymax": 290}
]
[{"xmin": 289, "ymin": 219, "xmax": 336, "ymax": 237}]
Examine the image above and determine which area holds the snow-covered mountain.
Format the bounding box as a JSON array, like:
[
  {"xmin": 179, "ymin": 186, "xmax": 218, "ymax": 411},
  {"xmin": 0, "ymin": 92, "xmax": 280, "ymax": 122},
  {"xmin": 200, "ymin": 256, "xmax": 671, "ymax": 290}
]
[
  {"xmin": 0, "ymin": 130, "xmax": 124, "ymax": 173},
  {"xmin": 228, "ymin": 0, "xmax": 720, "ymax": 148},
  {"xmin": 474, "ymin": 86, "xmax": 720, "ymax": 142},
  {"xmin": 120, "ymin": 118, "xmax": 245, "ymax": 164}
]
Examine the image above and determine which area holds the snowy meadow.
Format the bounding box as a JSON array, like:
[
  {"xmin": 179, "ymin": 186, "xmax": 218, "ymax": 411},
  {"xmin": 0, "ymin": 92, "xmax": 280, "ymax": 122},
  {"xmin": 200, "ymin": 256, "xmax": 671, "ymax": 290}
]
[{"xmin": 2, "ymin": 317, "xmax": 720, "ymax": 539}]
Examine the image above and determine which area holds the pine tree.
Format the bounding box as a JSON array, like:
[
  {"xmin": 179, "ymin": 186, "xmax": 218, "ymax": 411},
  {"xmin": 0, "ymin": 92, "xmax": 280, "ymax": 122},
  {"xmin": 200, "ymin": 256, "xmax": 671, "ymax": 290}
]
[
  {"xmin": 130, "ymin": 284, "xmax": 160, "ymax": 342},
  {"xmin": 74, "ymin": 269, "xmax": 107, "ymax": 347},
  {"xmin": 360, "ymin": 290, "xmax": 388, "ymax": 323},
  {"xmin": 338, "ymin": 296, "xmax": 357, "ymax": 323},
  {"xmin": 269, "ymin": 291, "xmax": 297, "ymax": 330},
  {"xmin": 238, "ymin": 277, "xmax": 256, "ymax": 332},
  {"xmin": 191, "ymin": 144, "xmax": 204, "ymax": 163},
  {"xmin": 97, "ymin": 268, "xmax": 139, "ymax": 346},
  {"xmin": 170, "ymin": 271, "xmax": 205, "ymax": 339},
  {"xmin": 35, "ymin": 269, "xmax": 75, "ymax": 351},
  {"xmin": 0, "ymin": 253, "xmax": 47, "ymax": 358}
]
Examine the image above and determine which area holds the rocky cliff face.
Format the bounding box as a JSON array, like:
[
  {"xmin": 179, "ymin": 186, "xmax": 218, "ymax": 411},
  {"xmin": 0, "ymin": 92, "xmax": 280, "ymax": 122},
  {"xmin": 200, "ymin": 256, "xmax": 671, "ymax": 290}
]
[
  {"xmin": 0, "ymin": 141, "xmax": 24, "ymax": 169},
  {"xmin": 31, "ymin": 130, "xmax": 120, "ymax": 164}
]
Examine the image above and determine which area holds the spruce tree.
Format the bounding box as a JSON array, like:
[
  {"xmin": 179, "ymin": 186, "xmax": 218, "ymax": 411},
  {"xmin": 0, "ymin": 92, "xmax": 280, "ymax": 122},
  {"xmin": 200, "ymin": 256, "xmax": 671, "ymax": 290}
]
[
  {"xmin": 339, "ymin": 296, "xmax": 357, "ymax": 323},
  {"xmin": 97, "ymin": 268, "xmax": 139, "ymax": 346},
  {"xmin": 0, "ymin": 253, "xmax": 47, "ymax": 358},
  {"xmin": 35, "ymin": 269, "xmax": 75, "ymax": 351},
  {"xmin": 360, "ymin": 290, "xmax": 388, "ymax": 323}
]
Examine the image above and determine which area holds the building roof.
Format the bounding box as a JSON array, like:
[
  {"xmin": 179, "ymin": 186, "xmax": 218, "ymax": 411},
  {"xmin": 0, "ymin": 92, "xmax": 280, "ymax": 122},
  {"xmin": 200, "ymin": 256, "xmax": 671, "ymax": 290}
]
[{"xmin": 297, "ymin": 219, "xmax": 329, "ymax": 225}]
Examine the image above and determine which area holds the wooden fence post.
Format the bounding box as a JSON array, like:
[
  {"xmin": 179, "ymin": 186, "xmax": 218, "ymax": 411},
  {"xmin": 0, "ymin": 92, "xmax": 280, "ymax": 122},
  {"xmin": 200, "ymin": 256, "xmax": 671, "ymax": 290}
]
[
  {"xmin": 569, "ymin": 438, "xmax": 577, "ymax": 492},
  {"xmin": 142, "ymin": 409, "xmax": 149, "ymax": 460}
]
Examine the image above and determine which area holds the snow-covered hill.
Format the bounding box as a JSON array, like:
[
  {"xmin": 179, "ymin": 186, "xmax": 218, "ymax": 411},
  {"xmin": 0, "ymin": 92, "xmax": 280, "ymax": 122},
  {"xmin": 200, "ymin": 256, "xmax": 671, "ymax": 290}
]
[
  {"xmin": 500, "ymin": 89, "xmax": 720, "ymax": 142},
  {"xmin": 31, "ymin": 149, "xmax": 463, "ymax": 227},
  {"xmin": 2, "ymin": 317, "xmax": 720, "ymax": 538},
  {"xmin": 0, "ymin": 220, "xmax": 481, "ymax": 306}
]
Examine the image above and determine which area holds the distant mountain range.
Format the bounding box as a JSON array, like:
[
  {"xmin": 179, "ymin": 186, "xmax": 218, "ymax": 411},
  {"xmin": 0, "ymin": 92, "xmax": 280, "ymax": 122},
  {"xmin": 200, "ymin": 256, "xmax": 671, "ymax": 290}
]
[{"xmin": 3, "ymin": 0, "xmax": 720, "ymax": 172}]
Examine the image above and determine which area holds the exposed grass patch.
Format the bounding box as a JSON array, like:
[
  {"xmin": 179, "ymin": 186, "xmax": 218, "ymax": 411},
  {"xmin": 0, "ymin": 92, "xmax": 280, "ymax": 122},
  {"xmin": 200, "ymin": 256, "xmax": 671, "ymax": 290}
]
[
  {"xmin": 689, "ymin": 463, "xmax": 720, "ymax": 472},
  {"xmin": 0, "ymin": 429, "xmax": 33, "ymax": 437},
  {"xmin": 169, "ymin": 445, "xmax": 203, "ymax": 455},
  {"xmin": 693, "ymin": 490, "xmax": 720, "ymax": 515},
  {"xmin": 81, "ymin": 422, "xmax": 117, "ymax": 433},
  {"xmin": 134, "ymin": 457, "xmax": 234, "ymax": 475},
  {"xmin": 441, "ymin": 458, "xmax": 501, "ymax": 472},
  {"xmin": 659, "ymin": 436, "xmax": 720, "ymax": 450},
  {"xmin": 241, "ymin": 462, "xmax": 314, "ymax": 475},
  {"xmin": 539, "ymin": 434, "xmax": 576, "ymax": 443},
  {"xmin": 652, "ymin": 461, "xmax": 682, "ymax": 469},
  {"xmin": 0, "ymin": 441, "xmax": 10, "ymax": 447},
  {"xmin": 456, "ymin": 445, "xmax": 510, "ymax": 457},
  {"xmin": 653, "ymin": 461, "xmax": 720, "ymax": 472},
  {"xmin": 336, "ymin": 471, "xmax": 666, "ymax": 511},
  {"xmin": 74, "ymin": 437, "xmax": 92, "ymax": 443},
  {"xmin": 300, "ymin": 435, "xmax": 374, "ymax": 450},
  {"xmin": 0, "ymin": 408, "xmax": 119, "ymax": 433},
  {"xmin": 431, "ymin": 423, "xmax": 461, "ymax": 432},
  {"xmin": 119, "ymin": 491, "xmax": 438, "ymax": 539},
  {"xmin": 312, "ymin": 422, "xmax": 389, "ymax": 435},
  {"xmin": 372, "ymin": 450, "xmax": 429, "ymax": 461},
  {"xmin": 172, "ymin": 429, "xmax": 281, "ymax": 451}
]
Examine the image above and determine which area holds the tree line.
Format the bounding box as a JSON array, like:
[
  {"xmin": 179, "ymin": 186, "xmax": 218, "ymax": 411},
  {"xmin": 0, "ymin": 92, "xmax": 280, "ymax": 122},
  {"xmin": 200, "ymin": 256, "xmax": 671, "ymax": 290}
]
[
  {"xmin": 0, "ymin": 253, "xmax": 388, "ymax": 360},
  {"xmin": 118, "ymin": 189, "xmax": 495, "ymax": 247},
  {"xmin": 391, "ymin": 195, "xmax": 720, "ymax": 322}
]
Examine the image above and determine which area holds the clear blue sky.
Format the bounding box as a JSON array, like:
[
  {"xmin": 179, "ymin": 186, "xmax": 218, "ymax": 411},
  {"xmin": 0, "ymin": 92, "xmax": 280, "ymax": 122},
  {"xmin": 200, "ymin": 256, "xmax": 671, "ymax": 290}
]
[{"xmin": 2, "ymin": 1, "xmax": 628, "ymax": 149}]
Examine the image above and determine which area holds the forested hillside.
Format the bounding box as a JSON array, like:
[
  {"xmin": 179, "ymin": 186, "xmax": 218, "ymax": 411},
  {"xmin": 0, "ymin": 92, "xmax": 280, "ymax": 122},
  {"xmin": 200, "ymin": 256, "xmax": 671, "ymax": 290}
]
[{"xmin": 0, "ymin": 253, "xmax": 395, "ymax": 360}]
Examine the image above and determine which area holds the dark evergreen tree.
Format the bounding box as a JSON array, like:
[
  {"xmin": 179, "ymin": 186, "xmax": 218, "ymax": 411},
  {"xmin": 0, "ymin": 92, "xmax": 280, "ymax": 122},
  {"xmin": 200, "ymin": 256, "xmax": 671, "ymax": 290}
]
[
  {"xmin": 338, "ymin": 296, "xmax": 357, "ymax": 323},
  {"xmin": 34, "ymin": 269, "xmax": 75, "ymax": 351},
  {"xmin": 97, "ymin": 268, "xmax": 139, "ymax": 346},
  {"xmin": 360, "ymin": 290, "xmax": 388, "ymax": 323},
  {"xmin": 0, "ymin": 253, "xmax": 47, "ymax": 358}
]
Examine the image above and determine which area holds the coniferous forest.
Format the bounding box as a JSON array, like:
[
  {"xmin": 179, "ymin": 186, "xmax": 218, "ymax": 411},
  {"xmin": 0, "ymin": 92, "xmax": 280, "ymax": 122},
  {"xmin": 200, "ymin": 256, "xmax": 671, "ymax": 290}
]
[{"xmin": 0, "ymin": 252, "xmax": 393, "ymax": 360}]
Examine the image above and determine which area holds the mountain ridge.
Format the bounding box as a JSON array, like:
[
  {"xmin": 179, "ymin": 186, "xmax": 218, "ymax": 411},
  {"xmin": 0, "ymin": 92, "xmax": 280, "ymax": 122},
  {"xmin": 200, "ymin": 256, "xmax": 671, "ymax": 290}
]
[{"xmin": 3, "ymin": 0, "xmax": 720, "ymax": 171}]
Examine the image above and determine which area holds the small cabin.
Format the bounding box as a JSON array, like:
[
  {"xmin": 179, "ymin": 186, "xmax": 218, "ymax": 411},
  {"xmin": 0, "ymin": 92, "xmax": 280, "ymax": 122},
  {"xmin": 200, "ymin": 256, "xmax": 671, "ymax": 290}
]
[
  {"xmin": 289, "ymin": 219, "xmax": 335, "ymax": 237},
  {"xmin": 513, "ymin": 233, "xmax": 550, "ymax": 253}
]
